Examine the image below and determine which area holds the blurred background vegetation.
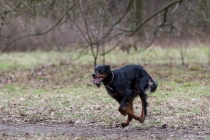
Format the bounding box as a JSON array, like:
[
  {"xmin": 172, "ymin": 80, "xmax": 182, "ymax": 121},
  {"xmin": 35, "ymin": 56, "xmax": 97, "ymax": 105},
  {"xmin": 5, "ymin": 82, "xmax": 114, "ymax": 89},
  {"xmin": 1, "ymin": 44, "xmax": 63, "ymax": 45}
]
[
  {"xmin": 0, "ymin": 0, "xmax": 210, "ymax": 66},
  {"xmin": 0, "ymin": 1, "xmax": 209, "ymax": 136}
]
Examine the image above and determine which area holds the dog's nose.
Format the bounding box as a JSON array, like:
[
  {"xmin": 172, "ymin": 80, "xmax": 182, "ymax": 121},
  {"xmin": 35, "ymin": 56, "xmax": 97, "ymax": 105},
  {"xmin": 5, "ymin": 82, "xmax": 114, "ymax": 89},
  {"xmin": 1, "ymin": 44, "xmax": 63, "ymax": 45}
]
[{"xmin": 92, "ymin": 73, "xmax": 96, "ymax": 77}]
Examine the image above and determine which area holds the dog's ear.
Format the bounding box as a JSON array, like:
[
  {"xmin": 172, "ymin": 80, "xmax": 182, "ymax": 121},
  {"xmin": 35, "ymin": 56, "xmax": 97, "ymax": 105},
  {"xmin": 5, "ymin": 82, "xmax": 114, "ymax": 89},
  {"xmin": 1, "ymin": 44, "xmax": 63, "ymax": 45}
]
[
  {"xmin": 104, "ymin": 65, "xmax": 111, "ymax": 73},
  {"xmin": 105, "ymin": 65, "xmax": 110, "ymax": 70}
]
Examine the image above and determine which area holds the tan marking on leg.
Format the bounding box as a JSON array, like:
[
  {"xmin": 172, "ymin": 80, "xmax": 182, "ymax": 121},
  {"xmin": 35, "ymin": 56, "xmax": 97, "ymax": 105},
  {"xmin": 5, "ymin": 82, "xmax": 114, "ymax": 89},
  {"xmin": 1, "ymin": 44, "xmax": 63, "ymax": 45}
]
[
  {"xmin": 121, "ymin": 101, "xmax": 133, "ymax": 127},
  {"xmin": 139, "ymin": 98, "xmax": 145, "ymax": 123}
]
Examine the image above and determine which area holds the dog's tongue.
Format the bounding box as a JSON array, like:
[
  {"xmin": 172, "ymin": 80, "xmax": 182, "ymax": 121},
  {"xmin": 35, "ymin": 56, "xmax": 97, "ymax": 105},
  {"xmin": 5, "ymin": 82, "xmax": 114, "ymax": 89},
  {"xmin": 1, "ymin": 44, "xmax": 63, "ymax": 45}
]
[{"xmin": 93, "ymin": 78, "xmax": 101, "ymax": 84}]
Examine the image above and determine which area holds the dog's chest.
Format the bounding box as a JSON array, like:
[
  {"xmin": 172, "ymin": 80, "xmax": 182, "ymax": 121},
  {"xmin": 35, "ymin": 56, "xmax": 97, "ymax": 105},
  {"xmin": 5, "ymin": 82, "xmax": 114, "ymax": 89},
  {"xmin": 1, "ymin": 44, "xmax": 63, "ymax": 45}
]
[{"xmin": 105, "ymin": 87, "xmax": 124, "ymax": 98}]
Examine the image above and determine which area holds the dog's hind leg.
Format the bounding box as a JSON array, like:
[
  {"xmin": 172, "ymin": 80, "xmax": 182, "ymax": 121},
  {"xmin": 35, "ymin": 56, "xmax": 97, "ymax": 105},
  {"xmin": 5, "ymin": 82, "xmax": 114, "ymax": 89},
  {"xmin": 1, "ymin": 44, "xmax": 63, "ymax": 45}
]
[
  {"xmin": 136, "ymin": 75, "xmax": 149, "ymax": 123},
  {"xmin": 139, "ymin": 91, "xmax": 147, "ymax": 123}
]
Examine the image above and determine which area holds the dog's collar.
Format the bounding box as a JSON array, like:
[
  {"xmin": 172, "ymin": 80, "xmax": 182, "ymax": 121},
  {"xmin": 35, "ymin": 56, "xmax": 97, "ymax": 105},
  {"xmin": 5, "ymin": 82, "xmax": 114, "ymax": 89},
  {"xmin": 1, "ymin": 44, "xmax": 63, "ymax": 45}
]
[{"xmin": 106, "ymin": 72, "xmax": 114, "ymax": 90}]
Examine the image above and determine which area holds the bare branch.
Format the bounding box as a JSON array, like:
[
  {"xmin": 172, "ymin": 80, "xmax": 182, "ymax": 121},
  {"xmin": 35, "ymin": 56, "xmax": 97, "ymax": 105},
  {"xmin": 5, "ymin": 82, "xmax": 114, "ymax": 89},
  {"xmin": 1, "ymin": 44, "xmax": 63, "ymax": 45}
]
[
  {"xmin": 2, "ymin": 4, "xmax": 74, "ymax": 52},
  {"xmin": 118, "ymin": 0, "xmax": 184, "ymax": 34},
  {"xmin": 100, "ymin": 41, "xmax": 121, "ymax": 55}
]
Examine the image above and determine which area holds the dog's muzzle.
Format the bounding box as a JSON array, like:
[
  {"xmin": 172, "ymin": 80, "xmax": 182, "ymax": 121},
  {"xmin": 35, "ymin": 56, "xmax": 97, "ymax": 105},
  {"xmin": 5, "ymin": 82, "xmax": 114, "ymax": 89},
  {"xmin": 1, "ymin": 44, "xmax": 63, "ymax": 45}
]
[{"xmin": 92, "ymin": 73, "xmax": 103, "ymax": 87}]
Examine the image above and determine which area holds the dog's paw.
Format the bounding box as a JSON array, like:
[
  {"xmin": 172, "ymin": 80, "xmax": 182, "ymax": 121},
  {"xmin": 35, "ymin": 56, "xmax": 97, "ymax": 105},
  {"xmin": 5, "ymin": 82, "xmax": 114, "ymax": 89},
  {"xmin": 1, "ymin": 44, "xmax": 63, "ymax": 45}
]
[
  {"xmin": 139, "ymin": 117, "xmax": 145, "ymax": 123},
  {"xmin": 121, "ymin": 123, "xmax": 128, "ymax": 128}
]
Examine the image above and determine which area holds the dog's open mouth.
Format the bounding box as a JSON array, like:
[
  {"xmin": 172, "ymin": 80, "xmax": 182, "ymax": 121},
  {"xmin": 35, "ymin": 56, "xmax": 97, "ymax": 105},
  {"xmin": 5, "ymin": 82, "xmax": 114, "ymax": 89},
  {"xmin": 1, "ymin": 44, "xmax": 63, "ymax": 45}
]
[
  {"xmin": 92, "ymin": 73, "xmax": 107, "ymax": 87},
  {"xmin": 93, "ymin": 77, "xmax": 103, "ymax": 87}
]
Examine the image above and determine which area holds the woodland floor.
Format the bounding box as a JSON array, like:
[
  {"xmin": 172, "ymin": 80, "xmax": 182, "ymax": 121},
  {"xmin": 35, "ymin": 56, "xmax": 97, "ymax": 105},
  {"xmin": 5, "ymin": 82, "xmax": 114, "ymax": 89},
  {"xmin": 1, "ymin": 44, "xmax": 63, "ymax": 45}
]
[{"xmin": 0, "ymin": 51, "xmax": 210, "ymax": 139}]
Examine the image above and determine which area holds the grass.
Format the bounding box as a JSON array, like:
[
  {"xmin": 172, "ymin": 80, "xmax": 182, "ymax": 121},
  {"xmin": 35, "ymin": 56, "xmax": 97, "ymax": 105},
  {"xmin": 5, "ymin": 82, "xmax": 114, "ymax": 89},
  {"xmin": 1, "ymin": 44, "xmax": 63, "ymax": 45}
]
[
  {"xmin": 0, "ymin": 46, "xmax": 210, "ymax": 131},
  {"xmin": 0, "ymin": 51, "xmax": 72, "ymax": 70},
  {"xmin": 0, "ymin": 46, "xmax": 209, "ymax": 70}
]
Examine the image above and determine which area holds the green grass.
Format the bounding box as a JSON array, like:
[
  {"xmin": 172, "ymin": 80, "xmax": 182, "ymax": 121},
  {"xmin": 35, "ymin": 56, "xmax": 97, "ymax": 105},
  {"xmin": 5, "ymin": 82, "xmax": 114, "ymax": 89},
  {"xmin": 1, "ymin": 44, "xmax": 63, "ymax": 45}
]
[
  {"xmin": 0, "ymin": 46, "xmax": 209, "ymax": 130},
  {"xmin": 0, "ymin": 51, "xmax": 71, "ymax": 70},
  {"xmin": 0, "ymin": 46, "xmax": 209, "ymax": 70}
]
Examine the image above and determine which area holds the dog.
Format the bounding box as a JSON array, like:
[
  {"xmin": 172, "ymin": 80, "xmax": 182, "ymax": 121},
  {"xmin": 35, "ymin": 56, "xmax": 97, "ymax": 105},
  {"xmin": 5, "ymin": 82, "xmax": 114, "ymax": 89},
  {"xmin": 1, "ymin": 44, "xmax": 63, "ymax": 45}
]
[{"xmin": 92, "ymin": 64, "xmax": 157, "ymax": 127}]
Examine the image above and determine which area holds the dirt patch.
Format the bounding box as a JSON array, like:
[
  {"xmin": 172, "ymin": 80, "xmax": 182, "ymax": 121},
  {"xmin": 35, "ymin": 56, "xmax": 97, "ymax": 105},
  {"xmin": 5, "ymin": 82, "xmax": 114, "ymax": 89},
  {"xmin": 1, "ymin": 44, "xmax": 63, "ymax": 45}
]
[{"xmin": 0, "ymin": 123, "xmax": 209, "ymax": 139}]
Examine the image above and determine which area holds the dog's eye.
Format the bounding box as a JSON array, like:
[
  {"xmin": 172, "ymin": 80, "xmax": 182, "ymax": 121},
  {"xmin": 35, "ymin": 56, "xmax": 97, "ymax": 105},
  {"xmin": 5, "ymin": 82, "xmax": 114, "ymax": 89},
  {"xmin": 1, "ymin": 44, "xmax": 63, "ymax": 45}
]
[{"xmin": 98, "ymin": 69, "xmax": 102, "ymax": 72}]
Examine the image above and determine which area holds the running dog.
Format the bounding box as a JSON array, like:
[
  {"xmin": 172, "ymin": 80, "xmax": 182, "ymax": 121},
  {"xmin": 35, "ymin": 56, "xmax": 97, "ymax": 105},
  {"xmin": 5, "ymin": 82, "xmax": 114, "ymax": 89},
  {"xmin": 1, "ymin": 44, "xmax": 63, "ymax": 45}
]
[{"xmin": 92, "ymin": 64, "xmax": 157, "ymax": 127}]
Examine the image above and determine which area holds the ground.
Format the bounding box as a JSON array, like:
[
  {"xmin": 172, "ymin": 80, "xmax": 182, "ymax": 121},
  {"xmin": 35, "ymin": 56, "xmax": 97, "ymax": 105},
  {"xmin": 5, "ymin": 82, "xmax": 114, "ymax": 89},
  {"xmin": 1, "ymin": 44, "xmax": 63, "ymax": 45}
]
[
  {"xmin": 0, "ymin": 49, "xmax": 210, "ymax": 139},
  {"xmin": 1, "ymin": 123, "xmax": 210, "ymax": 139}
]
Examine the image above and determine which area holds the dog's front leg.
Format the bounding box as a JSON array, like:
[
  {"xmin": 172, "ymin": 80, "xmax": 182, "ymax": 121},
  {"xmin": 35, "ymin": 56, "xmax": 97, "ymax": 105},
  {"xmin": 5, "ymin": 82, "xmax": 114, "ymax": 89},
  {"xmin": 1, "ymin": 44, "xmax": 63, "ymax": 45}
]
[
  {"xmin": 118, "ymin": 98, "xmax": 141, "ymax": 127},
  {"xmin": 120, "ymin": 101, "xmax": 133, "ymax": 128},
  {"xmin": 118, "ymin": 90, "xmax": 130, "ymax": 116},
  {"xmin": 118, "ymin": 90, "xmax": 140, "ymax": 127},
  {"xmin": 118, "ymin": 95, "xmax": 128, "ymax": 116},
  {"xmin": 118, "ymin": 89, "xmax": 133, "ymax": 115}
]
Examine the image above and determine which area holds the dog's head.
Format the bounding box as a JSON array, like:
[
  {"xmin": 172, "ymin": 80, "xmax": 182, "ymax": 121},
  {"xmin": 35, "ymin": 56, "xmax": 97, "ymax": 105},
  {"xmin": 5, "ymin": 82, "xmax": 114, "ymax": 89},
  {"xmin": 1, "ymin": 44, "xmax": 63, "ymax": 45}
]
[{"xmin": 92, "ymin": 65, "xmax": 111, "ymax": 88}]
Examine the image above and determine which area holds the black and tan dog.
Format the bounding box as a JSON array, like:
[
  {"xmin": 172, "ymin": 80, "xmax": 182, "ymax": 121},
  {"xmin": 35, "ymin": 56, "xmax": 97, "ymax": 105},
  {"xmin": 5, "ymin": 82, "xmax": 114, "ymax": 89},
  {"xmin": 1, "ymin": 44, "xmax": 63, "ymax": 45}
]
[{"xmin": 92, "ymin": 64, "xmax": 157, "ymax": 127}]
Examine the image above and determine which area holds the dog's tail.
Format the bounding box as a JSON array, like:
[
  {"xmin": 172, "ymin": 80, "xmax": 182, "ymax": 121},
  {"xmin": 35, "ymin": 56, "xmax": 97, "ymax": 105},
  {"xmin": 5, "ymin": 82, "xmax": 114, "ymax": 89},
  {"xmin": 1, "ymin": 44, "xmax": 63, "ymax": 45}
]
[{"xmin": 149, "ymin": 75, "xmax": 158, "ymax": 93}]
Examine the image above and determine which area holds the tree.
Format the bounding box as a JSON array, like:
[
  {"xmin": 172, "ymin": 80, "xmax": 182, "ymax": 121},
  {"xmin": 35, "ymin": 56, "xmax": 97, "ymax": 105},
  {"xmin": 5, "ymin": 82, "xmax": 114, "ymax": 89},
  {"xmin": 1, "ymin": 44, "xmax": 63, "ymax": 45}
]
[
  {"xmin": 71, "ymin": 0, "xmax": 135, "ymax": 66},
  {"xmin": 71, "ymin": 0, "xmax": 185, "ymax": 66},
  {"xmin": 0, "ymin": 0, "xmax": 74, "ymax": 51},
  {"xmin": 2, "ymin": 0, "xmax": 210, "ymax": 66}
]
